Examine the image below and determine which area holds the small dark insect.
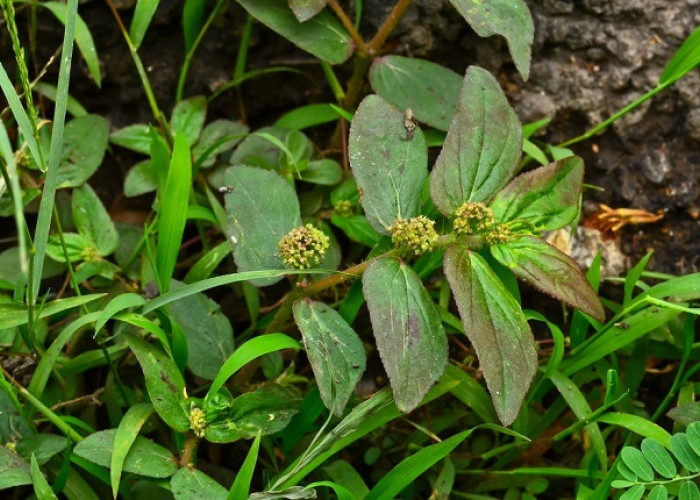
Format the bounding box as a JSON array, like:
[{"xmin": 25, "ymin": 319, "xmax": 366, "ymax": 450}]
[{"xmin": 402, "ymin": 108, "xmax": 418, "ymax": 140}]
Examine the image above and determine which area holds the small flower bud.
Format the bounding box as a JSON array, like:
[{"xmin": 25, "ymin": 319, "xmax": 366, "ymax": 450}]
[
  {"xmin": 334, "ymin": 199, "xmax": 354, "ymax": 217},
  {"xmin": 453, "ymin": 202, "xmax": 496, "ymax": 236},
  {"xmin": 390, "ymin": 216, "xmax": 438, "ymax": 256},
  {"xmin": 278, "ymin": 224, "xmax": 330, "ymax": 269},
  {"xmin": 189, "ymin": 407, "xmax": 206, "ymax": 438},
  {"xmin": 485, "ymin": 224, "xmax": 511, "ymax": 245}
]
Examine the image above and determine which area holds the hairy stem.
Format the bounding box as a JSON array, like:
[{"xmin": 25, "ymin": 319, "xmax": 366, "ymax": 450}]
[{"xmin": 180, "ymin": 432, "xmax": 200, "ymax": 467}]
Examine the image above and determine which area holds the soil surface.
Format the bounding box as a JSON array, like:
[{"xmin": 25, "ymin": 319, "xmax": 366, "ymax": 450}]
[{"xmin": 4, "ymin": 0, "xmax": 700, "ymax": 274}]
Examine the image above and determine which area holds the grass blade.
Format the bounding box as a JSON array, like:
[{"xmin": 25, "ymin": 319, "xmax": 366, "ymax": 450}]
[
  {"xmin": 30, "ymin": 0, "xmax": 79, "ymax": 302},
  {"xmin": 227, "ymin": 431, "xmax": 261, "ymax": 500},
  {"xmin": 30, "ymin": 454, "xmax": 58, "ymax": 500},
  {"xmin": 110, "ymin": 403, "xmax": 155, "ymax": 498},
  {"xmin": 156, "ymin": 133, "xmax": 192, "ymax": 293},
  {"xmin": 206, "ymin": 334, "xmax": 300, "ymax": 402},
  {"xmin": 130, "ymin": 0, "xmax": 160, "ymax": 48}
]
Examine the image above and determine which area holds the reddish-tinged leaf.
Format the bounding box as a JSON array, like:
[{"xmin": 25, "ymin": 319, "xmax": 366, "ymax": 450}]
[
  {"xmin": 430, "ymin": 66, "xmax": 522, "ymax": 216},
  {"xmin": 490, "ymin": 157, "xmax": 584, "ymax": 231},
  {"xmin": 363, "ymin": 257, "xmax": 448, "ymax": 413},
  {"xmin": 443, "ymin": 246, "xmax": 536, "ymax": 426},
  {"xmin": 491, "ymin": 236, "xmax": 605, "ymax": 322}
]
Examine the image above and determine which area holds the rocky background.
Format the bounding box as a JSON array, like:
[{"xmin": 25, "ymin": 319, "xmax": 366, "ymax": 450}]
[{"xmin": 7, "ymin": 0, "xmax": 700, "ymax": 274}]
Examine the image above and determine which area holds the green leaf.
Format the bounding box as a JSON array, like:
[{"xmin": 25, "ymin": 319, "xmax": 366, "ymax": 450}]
[
  {"xmin": 124, "ymin": 160, "xmax": 159, "ymax": 197},
  {"xmin": 171, "ymin": 468, "xmax": 227, "ymax": 500},
  {"xmin": 275, "ymin": 103, "xmax": 339, "ymax": 130},
  {"xmin": 205, "ymin": 388, "xmax": 301, "ymax": 443},
  {"xmin": 489, "ymin": 156, "xmax": 584, "ymax": 231},
  {"xmin": 130, "ymin": 0, "xmax": 160, "ymax": 48},
  {"xmin": 236, "ymin": 0, "xmax": 353, "ymax": 64},
  {"xmin": 597, "ymin": 413, "xmax": 672, "ymax": 449},
  {"xmin": 229, "ymin": 126, "xmax": 285, "ymax": 169},
  {"xmin": 193, "ymin": 120, "xmax": 249, "ymax": 168},
  {"xmin": 41, "ymin": 1, "xmax": 101, "ymax": 86},
  {"xmin": 619, "ymin": 485, "xmax": 645, "ymax": 500},
  {"xmin": 125, "ymin": 334, "xmax": 190, "ymax": 432},
  {"xmin": 624, "ymin": 252, "xmax": 653, "ymax": 307},
  {"xmin": 671, "ymin": 433, "xmax": 700, "ymax": 472},
  {"xmin": 295, "ymin": 159, "xmax": 343, "ymax": 185},
  {"xmin": 647, "ymin": 485, "xmax": 669, "ymax": 500},
  {"xmin": 620, "ymin": 447, "xmax": 654, "ymax": 482},
  {"xmin": 660, "ymin": 24, "xmax": 700, "ymax": 85},
  {"xmin": 288, "ymin": 0, "xmax": 328, "ymax": 22},
  {"xmin": 443, "ymin": 246, "xmax": 536, "ymax": 426},
  {"xmin": 362, "ymin": 257, "xmax": 448, "ymax": 413},
  {"xmin": 349, "ymin": 95, "xmax": 427, "ymax": 234},
  {"xmin": 292, "ymin": 299, "xmax": 366, "ymax": 416},
  {"xmin": 44, "ymin": 232, "xmax": 93, "ymax": 263},
  {"xmin": 0, "ymin": 294, "xmax": 103, "ymax": 331},
  {"xmin": 429, "ymin": 66, "xmax": 522, "ymax": 215},
  {"xmin": 74, "ymin": 429, "xmax": 177, "ymax": 478},
  {"xmin": 447, "ymin": 0, "xmax": 533, "ymax": 80},
  {"xmin": 206, "ymin": 334, "xmax": 301, "ymax": 402},
  {"xmin": 330, "ymin": 214, "xmax": 382, "ymax": 247},
  {"xmin": 322, "ymin": 460, "xmax": 369, "ymax": 499},
  {"xmin": 688, "ymin": 422, "xmax": 700, "ymax": 456},
  {"xmin": 57, "ymin": 115, "xmax": 109, "ymax": 188},
  {"xmin": 183, "ymin": 0, "xmax": 206, "ymax": 52},
  {"xmin": 641, "ymin": 438, "xmax": 677, "ymax": 479},
  {"xmin": 491, "ymin": 236, "xmax": 605, "ymax": 321},
  {"xmin": 156, "ymin": 133, "xmax": 192, "ymax": 292},
  {"xmin": 442, "ymin": 364, "xmax": 498, "ymax": 423},
  {"xmin": 183, "ymin": 241, "xmax": 231, "ymax": 283},
  {"xmin": 15, "ymin": 434, "xmax": 67, "ymax": 466},
  {"xmin": 680, "ymin": 481, "xmax": 700, "ymax": 500},
  {"xmin": 111, "ymin": 403, "xmax": 155, "ymax": 498},
  {"xmin": 0, "ymin": 446, "xmax": 32, "ymax": 490},
  {"xmin": 168, "ymin": 281, "xmax": 235, "ymax": 380},
  {"xmin": 224, "ymin": 166, "xmax": 301, "ymax": 286},
  {"xmin": 30, "ymin": 454, "xmax": 58, "ymax": 499},
  {"xmin": 228, "ymin": 431, "xmax": 262, "ymax": 500},
  {"xmin": 369, "ymin": 56, "xmax": 462, "ymax": 131},
  {"xmin": 171, "ymin": 96, "xmax": 207, "ymax": 146},
  {"xmin": 365, "ymin": 430, "xmax": 472, "ymax": 500},
  {"xmin": 72, "ymin": 183, "xmax": 119, "ymax": 256},
  {"xmin": 110, "ymin": 124, "xmax": 151, "ymax": 154}
]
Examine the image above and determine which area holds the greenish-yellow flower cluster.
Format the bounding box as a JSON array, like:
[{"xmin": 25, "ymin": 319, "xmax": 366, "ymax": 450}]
[
  {"xmin": 278, "ymin": 224, "xmax": 330, "ymax": 269},
  {"xmin": 485, "ymin": 224, "xmax": 511, "ymax": 245},
  {"xmin": 453, "ymin": 202, "xmax": 496, "ymax": 235},
  {"xmin": 390, "ymin": 216, "xmax": 438, "ymax": 255},
  {"xmin": 334, "ymin": 199, "xmax": 354, "ymax": 217},
  {"xmin": 189, "ymin": 407, "xmax": 206, "ymax": 438}
]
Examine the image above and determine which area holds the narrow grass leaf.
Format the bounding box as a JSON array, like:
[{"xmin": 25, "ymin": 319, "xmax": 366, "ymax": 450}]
[
  {"xmin": 30, "ymin": 0, "xmax": 79, "ymax": 301},
  {"xmin": 30, "ymin": 454, "xmax": 58, "ymax": 499},
  {"xmin": 0, "ymin": 63, "xmax": 42, "ymax": 164},
  {"xmin": 183, "ymin": 241, "xmax": 230, "ymax": 283},
  {"xmin": 113, "ymin": 312, "xmax": 171, "ymax": 356},
  {"xmin": 110, "ymin": 403, "xmax": 155, "ymax": 498},
  {"xmin": 598, "ymin": 413, "xmax": 672, "ymax": 449},
  {"xmin": 660, "ymin": 24, "xmax": 700, "ymax": 85},
  {"xmin": 275, "ymin": 103, "xmax": 339, "ymax": 130},
  {"xmin": 206, "ymin": 334, "xmax": 300, "ymax": 402},
  {"xmin": 624, "ymin": 252, "xmax": 653, "ymax": 306},
  {"xmin": 549, "ymin": 370, "xmax": 607, "ymax": 471},
  {"xmin": 156, "ymin": 133, "xmax": 192, "ymax": 293},
  {"xmin": 41, "ymin": 1, "xmax": 101, "ymax": 86},
  {"xmin": 305, "ymin": 481, "xmax": 354, "ymax": 500},
  {"xmin": 182, "ymin": 0, "xmax": 206, "ymax": 53},
  {"xmin": 442, "ymin": 364, "xmax": 498, "ymax": 424},
  {"xmin": 228, "ymin": 431, "xmax": 261, "ymax": 500},
  {"xmin": 130, "ymin": 0, "xmax": 160, "ymax": 48},
  {"xmin": 94, "ymin": 293, "xmax": 146, "ymax": 335},
  {"xmin": 1, "ymin": 294, "xmax": 103, "ymax": 330}
]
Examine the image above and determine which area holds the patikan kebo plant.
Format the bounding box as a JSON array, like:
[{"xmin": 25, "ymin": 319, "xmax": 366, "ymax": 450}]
[{"xmin": 225, "ymin": 65, "xmax": 604, "ymax": 425}]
